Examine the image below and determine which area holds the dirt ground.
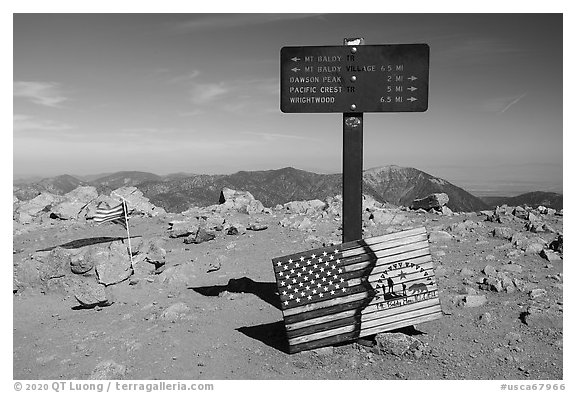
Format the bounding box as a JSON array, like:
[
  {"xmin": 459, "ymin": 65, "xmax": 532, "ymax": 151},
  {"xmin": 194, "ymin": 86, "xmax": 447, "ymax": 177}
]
[{"xmin": 13, "ymin": 208, "xmax": 563, "ymax": 380}]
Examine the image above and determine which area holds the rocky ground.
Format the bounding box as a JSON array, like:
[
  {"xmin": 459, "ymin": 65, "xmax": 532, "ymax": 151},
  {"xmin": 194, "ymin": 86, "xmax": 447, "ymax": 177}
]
[{"xmin": 12, "ymin": 187, "xmax": 563, "ymax": 380}]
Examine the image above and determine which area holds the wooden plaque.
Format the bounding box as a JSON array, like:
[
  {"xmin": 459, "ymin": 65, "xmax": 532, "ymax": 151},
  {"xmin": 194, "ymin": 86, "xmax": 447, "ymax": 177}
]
[{"xmin": 271, "ymin": 226, "xmax": 442, "ymax": 353}]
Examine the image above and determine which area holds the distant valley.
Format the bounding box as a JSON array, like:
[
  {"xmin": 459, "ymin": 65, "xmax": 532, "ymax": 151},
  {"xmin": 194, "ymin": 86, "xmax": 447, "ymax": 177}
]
[{"xmin": 13, "ymin": 166, "xmax": 562, "ymax": 213}]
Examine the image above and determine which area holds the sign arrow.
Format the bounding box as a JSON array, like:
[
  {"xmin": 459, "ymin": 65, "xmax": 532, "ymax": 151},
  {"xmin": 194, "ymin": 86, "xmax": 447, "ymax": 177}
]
[
  {"xmin": 408, "ymin": 76, "xmax": 418, "ymax": 81},
  {"xmin": 291, "ymin": 57, "xmax": 301, "ymax": 62},
  {"xmin": 407, "ymin": 86, "xmax": 418, "ymax": 92},
  {"xmin": 407, "ymin": 97, "xmax": 418, "ymax": 102},
  {"xmin": 291, "ymin": 67, "xmax": 301, "ymax": 72}
]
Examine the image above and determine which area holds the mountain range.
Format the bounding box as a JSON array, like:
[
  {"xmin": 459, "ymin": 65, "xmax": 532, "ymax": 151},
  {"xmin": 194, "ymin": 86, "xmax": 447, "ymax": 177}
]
[{"xmin": 12, "ymin": 166, "xmax": 562, "ymax": 213}]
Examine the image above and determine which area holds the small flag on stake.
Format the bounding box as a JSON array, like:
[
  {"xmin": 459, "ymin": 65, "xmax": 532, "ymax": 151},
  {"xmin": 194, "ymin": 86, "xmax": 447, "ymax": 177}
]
[
  {"xmin": 93, "ymin": 201, "xmax": 128, "ymax": 228},
  {"xmin": 272, "ymin": 226, "xmax": 442, "ymax": 353},
  {"xmin": 93, "ymin": 198, "xmax": 133, "ymax": 264}
]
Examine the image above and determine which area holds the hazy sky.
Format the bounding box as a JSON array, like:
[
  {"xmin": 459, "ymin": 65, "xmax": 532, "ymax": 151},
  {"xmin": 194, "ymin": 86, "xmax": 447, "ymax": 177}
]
[{"xmin": 13, "ymin": 13, "xmax": 563, "ymax": 195}]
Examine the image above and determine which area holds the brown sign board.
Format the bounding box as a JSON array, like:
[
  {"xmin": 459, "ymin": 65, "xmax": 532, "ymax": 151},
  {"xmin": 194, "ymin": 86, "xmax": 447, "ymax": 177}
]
[
  {"xmin": 280, "ymin": 44, "xmax": 429, "ymax": 113},
  {"xmin": 272, "ymin": 226, "xmax": 442, "ymax": 353}
]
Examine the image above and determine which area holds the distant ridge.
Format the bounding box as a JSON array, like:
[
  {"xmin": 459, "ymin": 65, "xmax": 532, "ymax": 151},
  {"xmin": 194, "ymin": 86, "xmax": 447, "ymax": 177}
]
[
  {"xmin": 480, "ymin": 191, "xmax": 563, "ymax": 210},
  {"xmin": 12, "ymin": 166, "xmax": 491, "ymax": 213},
  {"xmin": 89, "ymin": 171, "xmax": 162, "ymax": 189},
  {"xmin": 13, "ymin": 174, "xmax": 86, "ymax": 200},
  {"xmin": 138, "ymin": 166, "xmax": 488, "ymax": 213}
]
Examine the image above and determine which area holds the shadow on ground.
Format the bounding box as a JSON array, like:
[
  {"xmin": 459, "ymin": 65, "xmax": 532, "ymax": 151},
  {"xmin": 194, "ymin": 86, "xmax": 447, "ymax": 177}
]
[
  {"xmin": 36, "ymin": 236, "xmax": 141, "ymax": 252},
  {"xmin": 236, "ymin": 321, "xmax": 290, "ymax": 354},
  {"xmin": 190, "ymin": 276, "xmax": 281, "ymax": 310}
]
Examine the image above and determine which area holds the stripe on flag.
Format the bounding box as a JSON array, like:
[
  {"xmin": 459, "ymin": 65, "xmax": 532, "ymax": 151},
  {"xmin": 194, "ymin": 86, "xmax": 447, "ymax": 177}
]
[
  {"xmin": 272, "ymin": 226, "xmax": 442, "ymax": 353},
  {"xmin": 93, "ymin": 201, "xmax": 127, "ymax": 228}
]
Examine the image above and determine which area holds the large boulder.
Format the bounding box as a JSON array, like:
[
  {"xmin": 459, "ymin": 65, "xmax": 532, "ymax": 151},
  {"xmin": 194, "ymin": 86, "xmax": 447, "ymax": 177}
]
[
  {"xmin": 70, "ymin": 275, "xmax": 111, "ymax": 307},
  {"xmin": 50, "ymin": 186, "xmax": 99, "ymax": 220},
  {"xmin": 370, "ymin": 210, "xmax": 407, "ymax": 225},
  {"xmin": 283, "ymin": 200, "xmax": 326, "ymax": 214},
  {"xmin": 217, "ymin": 188, "xmax": 265, "ymax": 214},
  {"xmin": 324, "ymin": 194, "xmax": 385, "ymax": 217},
  {"xmin": 110, "ymin": 186, "xmax": 166, "ymax": 217},
  {"xmin": 14, "ymin": 192, "xmax": 65, "ymax": 223},
  {"xmin": 92, "ymin": 242, "xmax": 134, "ymax": 285},
  {"xmin": 168, "ymin": 219, "xmax": 201, "ymax": 238},
  {"xmin": 410, "ymin": 193, "xmax": 449, "ymax": 211}
]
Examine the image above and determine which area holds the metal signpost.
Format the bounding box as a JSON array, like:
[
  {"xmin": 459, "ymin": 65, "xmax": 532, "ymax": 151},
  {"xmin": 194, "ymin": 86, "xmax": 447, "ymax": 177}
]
[
  {"xmin": 280, "ymin": 39, "xmax": 429, "ymax": 242},
  {"xmin": 275, "ymin": 41, "xmax": 439, "ymax": 353}
]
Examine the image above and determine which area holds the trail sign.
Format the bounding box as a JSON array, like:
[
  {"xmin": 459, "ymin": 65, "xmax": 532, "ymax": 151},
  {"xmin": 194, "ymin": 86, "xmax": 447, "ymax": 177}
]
[{"xmin": 280, "ymin": 44, "xmax": 429, "ymax": 113}]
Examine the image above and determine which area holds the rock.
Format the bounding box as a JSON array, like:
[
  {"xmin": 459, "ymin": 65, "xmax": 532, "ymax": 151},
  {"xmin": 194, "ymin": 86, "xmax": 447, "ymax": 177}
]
[
  {"xmin": 540, "ymin": 249, "xmax": 561, "ymax": 262},
  {"xmin": 479, "ymin": 312, "xmax": 493, "ymax": 323},
  {"xmin": 206, "ymin": 262, "xmax": 221, "ymax": 273},
  {"xmin": 373, "ymin": 332, "xmax": 424, "ymax": 357},
  {"xmin": 512, "ymin": 206, "xmax": 529, "ymax": 220},
  {"xmin": 513, "ymin": 278, "xmax": 538, "ymax": 293},
  {"xmin": 248, "ymin": 222, "xmax": 268, "ymax": 231},
  {"xmin": 362, "ymin": 194, "xmax": 384, "ymax": 212},
  {"xmin": 428, "ymin": 231, "xmax": 452, "ymax": 242},
  {"xmin": 296, "ymin": 217, "xmax": 314, "ymax": 231},
  {"xmin": 460, "ymin": 294, "xmax": 487, "ymax": 307},
  {"xmin": 511, "ymin": 232, "xmax": 528, "ymax": 248},
  {"xmin": 161, "ymin": 302, "xmax": 190, "ymax": 322},
  {"xmin": 497, "ymin": 272, "xmax": 515, "ymax": 292},
  {"xmin": 34, "ymin": 247, "xmax": 73, "ymax": 284},
  {"xmin": 482, "ymin": 265, "xmax": 497, "ymax": 277},
  {"xmin": 110, "ymin": 186, "xmax": 165, "ymax": 217},
  {"xmin": 50, "ymin": 186, "xmax": 99, "ymax": 220},
  {"xmin": 481, "ymin": 277, "xmax": 504, "ymax": 292},
  {"xmin": 217, "ymin": 188, "xmax": 265, "ymax": 214},
  {"xmin": 520, "ymin": 307, "xmax": 561, "ymax": 330},
  {"xmin": 524, "ymin": 241, "xmax": 545, "ymax": 255},
  {"xmin": 225, "ymin": 223, "xmax": 246, "ymax": 235},
  {"xmin": 283, "ymin": 200, "xmax": 326, "ymax": 214},
  {"xmin": 14, "ymin": 192, "xmax": 65, "ymax": 223},
  {"xmin": 203, "ymin": 213, "xmax": 225, "ymax": 231},
  {"xmin": 157, "ymin": 264, "xmax": 196, "ymax": 288},
  {"xmin": 410, "ymin": 193, "xmax": 449, "ymax": 211},
  {"xmin": 168, "ymin": 219, "xmax": 201, "ymax": 238},
  {"xmin": 92, "ymin": 244, "xmax": 133, "ymax": 286},
  {"xmin": 370, "ymin": 210, "xmax": 407, "ymax": 225},
  {"xmin": 89, "ymin": 360, "xmax": 127, "ymax": 379},
  {"xmin": 441, "ymin": 206, "xmax": 453, "ymax": 216},
  {"xmin": 493, "ymin": 227, "xmax": 514, "ymax": 240},
  {"xmin": 72, "ymin": 276, "xmax": 110, "ymax": 307},
  {"xmin": 184, "ymin": 228, "xmax": 216, "ymax": 244},
  {"xmin": 70, "ymin": 250, "xmax": 95, "ymax": 274},
  {"xmin": 136, "ymin": 237, "xmax": 166, "ymax": 267},
  {"xmin": 460, "ymin": 267, "xmax": 475, "ymax": 276},
  {"xmin": 529, "ymin": 288, "xmax": 547, "ymax": 299},
  {"xmin": 549, "ymin": 235, "xmax": 563, "ymax": 253}
]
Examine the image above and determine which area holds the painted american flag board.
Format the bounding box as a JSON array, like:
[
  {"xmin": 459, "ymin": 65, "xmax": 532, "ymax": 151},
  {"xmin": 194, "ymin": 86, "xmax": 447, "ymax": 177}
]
[{"xmin": 272, "ymin": 226, "xmax": 442, "ymax": 353}]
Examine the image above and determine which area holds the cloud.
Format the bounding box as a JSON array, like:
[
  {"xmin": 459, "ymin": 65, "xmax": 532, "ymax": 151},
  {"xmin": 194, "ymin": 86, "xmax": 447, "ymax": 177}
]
[
  {"xmin": 480, "ymin": 93, "xmax": 527, "ymax": 113},
  {"xmin": 14, "ymin": 114, "xmax": 73, "ymax": 132},
  {"xmin": 171, "ymin": 14, "xmax": 322, "ymax": 33},
  {"xmin": 186, "ymin": 77, "xmax": 278, "ymax": 113},
  {"xmin": 499, "ymin": 93, "xmax": 527, "ymax": 113},
  {"xmin": 189, "ymin": 83, "xmax": 230, "ymax": 104},
  {"xmin": 14, "ymin": 81, "xmax": 68, "ymax": 107},
  {"xmin": 167, "ymin": 70, "xmax": 201, "ymax": 84}
]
